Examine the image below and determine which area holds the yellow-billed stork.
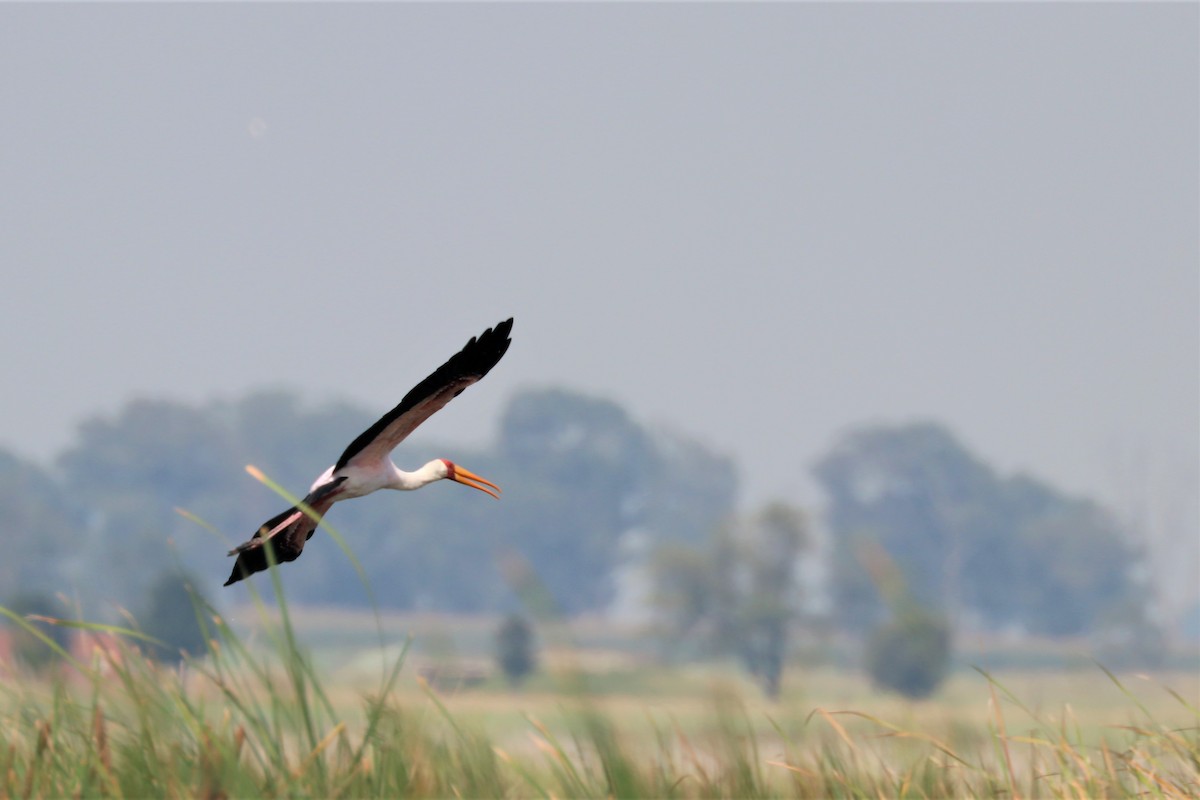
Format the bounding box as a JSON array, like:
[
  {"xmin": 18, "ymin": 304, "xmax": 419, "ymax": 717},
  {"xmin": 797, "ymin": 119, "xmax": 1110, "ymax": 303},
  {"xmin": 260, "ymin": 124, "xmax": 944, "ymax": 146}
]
[{"xmin": 224, "ymin": 317, "xmax": 513, "ymax": 586}]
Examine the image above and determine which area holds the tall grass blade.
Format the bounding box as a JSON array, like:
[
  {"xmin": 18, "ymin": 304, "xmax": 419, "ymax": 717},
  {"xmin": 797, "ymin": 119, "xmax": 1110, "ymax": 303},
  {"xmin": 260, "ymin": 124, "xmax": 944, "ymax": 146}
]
[{"xmin": 0, "ymin": 606, "xmax": 89, "ymax": 674}]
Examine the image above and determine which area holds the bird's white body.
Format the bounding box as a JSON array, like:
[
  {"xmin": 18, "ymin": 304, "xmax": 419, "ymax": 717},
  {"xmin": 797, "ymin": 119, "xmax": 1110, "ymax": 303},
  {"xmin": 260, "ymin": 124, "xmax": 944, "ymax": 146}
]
[{"xmin": 309, "ymin": 459, "xmax": 453, "ymax": 500}]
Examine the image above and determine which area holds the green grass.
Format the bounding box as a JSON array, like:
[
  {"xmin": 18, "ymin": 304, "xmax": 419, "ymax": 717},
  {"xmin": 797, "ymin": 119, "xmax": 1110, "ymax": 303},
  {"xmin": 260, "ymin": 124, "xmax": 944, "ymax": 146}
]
[{"xmin": 2, "ymin": 596, "xmax": 1198, "ymax": 798}]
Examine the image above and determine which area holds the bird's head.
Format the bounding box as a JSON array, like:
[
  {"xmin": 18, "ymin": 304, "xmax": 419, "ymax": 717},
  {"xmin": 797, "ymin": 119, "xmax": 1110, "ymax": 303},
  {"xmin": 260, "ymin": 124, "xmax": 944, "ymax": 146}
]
[{"xmin": 436, "ymin": 458, "xmax": 501, "ymax": 499}]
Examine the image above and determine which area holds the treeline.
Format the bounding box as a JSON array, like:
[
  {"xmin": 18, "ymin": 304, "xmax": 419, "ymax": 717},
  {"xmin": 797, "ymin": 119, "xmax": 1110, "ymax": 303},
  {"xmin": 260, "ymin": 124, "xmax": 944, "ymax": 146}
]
[
  {"xmin": 814, "ymin": 424, "xmax": 1153, "ymax": 639},
  {"xmin": 647, "ymin": 423, "xmax": 1162, "ymax": 695},
  {"xmin": 1, "ymin": 387, "xmax": 1157, "ymax": 657},
  {"xmin": 1, "ymin": 387, "xmax": 736, "ymax": 615}
]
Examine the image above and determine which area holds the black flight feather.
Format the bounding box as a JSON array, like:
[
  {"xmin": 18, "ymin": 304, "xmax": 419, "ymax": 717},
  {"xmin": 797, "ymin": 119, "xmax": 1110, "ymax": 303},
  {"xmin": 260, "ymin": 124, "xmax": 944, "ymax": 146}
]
[
  {"xmin": 223, "ymin": 476, "xmax": 350, "ymax": 586},
  {"xmin": 332, "ymin": 317, "xmax": 513, "ymax": 471},
  {"xmin": 224, "ymin": 524, "xmax": 309, "ymax": 586}
]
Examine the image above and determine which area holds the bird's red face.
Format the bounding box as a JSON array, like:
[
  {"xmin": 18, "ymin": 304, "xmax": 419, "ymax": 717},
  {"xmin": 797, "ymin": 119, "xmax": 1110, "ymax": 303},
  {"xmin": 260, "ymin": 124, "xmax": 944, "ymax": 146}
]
[{"xmin": 440, "ymin": 459, "xmax": 501, "ymax": 499}]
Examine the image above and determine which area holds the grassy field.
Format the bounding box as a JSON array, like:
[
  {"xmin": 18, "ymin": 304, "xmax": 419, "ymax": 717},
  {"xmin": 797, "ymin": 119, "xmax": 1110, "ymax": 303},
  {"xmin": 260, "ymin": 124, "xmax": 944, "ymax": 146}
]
[{"xmin": 2, "ymin": 597, "xmax": 1198, "ymax": 798}]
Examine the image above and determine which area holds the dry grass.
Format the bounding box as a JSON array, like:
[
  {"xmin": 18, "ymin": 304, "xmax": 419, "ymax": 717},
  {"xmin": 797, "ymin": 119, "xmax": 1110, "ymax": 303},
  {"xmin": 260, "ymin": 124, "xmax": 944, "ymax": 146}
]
[{"xmin": 2, "ymin": 598, "xmax": 1197, "ymax": 798}]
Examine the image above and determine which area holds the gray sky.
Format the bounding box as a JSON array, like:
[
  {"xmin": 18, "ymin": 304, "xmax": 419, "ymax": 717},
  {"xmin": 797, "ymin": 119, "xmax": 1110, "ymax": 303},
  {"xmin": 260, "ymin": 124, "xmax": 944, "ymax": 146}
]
[{"xmin": 1, "ymin": 4, "xmax": 1196, "ymax": 589}]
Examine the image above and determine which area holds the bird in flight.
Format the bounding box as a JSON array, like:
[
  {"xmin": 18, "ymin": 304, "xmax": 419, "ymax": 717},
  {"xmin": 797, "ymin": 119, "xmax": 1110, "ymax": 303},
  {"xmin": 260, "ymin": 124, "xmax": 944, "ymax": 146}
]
[{"xmin": 224, "ymin": 318, "xmax": 513, "ymax": 586}]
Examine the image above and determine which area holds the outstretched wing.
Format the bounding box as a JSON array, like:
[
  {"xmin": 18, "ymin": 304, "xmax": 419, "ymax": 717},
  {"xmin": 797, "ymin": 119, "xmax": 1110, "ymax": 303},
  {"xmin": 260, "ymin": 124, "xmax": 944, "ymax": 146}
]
[{"xmin": 333, "ymin": 317, "xmax": 513, "ymax": 472}]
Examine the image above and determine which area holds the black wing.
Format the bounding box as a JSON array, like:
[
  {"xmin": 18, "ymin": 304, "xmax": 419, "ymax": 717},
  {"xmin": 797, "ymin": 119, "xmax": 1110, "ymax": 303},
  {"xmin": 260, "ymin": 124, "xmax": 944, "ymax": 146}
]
[
  {"xmin": 333, "ymin": 317, "xmax": 513, "ymax": 472},
  {"xmin": 223, "ymin": 507, "xmax": 316, "ymax": 586},
  {"xmin": 223, "ymin": 478, "xmax": 347, "ymax": 586}
]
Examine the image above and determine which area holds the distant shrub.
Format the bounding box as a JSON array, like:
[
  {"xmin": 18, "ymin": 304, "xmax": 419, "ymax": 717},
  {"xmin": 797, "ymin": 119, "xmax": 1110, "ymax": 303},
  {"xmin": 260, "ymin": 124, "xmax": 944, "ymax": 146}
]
[
  {"xmin": 3, "ymin": 590, "xmax": 70, "ymax": 672},
  {"xmin": 495, "ymin": 614, "xmax": 537, "ymax": 687},
  {"xmin": 865, "ymin": 605, "xmax": 952, "ymax": 699},
  {"xmin": 140, "ymin": 571, "xmax": 209, "ymax": 663}
]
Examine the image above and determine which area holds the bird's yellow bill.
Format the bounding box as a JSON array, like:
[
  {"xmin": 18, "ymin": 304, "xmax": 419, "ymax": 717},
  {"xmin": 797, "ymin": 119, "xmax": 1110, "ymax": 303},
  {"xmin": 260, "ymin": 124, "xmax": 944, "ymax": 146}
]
[{"xmin": 452, "ymin": 465, "xmax": 501, "ymax": 499}]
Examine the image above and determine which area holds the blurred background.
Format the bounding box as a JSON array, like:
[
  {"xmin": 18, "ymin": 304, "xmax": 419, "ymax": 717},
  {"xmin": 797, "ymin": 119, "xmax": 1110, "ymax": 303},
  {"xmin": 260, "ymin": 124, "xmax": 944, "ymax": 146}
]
[{"xmin": 1, "ymin": 4, "xmax": 1195, "ymax": 689}]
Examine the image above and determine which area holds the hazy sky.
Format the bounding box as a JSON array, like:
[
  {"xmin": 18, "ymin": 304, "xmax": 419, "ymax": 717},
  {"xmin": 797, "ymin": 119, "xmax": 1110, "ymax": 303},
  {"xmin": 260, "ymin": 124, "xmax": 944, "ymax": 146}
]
[{"xmin": 1, "ymin": 5, "xmax": 1196, "ymax": 570}]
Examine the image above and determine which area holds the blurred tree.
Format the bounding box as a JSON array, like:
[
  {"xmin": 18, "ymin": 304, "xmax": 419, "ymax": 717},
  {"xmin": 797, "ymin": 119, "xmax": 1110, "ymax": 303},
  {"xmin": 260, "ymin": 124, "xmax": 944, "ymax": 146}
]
[
  {"xmin": 495, "ymin": 613, "xmax": 537, "ymax": 687},
  {"xmin": 257, "ymin": 387, "xmax": 737, "ymax": 613},
  {"xmin": 650, "ymin": 540, "xmax": 726, "ymax": 652},
  {"xmin": 650, "ymin": 504, "xmax": 809, "ymax": 698},
  {"xmin": 495, "ymin": 388, "xmax": 653, "ymax": 612},
  {"xmin": 814, "ymin": 423, "xmax": 996, "ymax": 629},
  {"xmin": 60, "ymin": 399, "xmax": 233, "ymax": 503},
  {"xmin": 140, "ymin": 570, "xmax": 210, "ymax": 664},
  {"xmin": 737, "ymin": 505, "xmax": 807, "ymax": 698},
  {"xmin": 858, "ymin": 540, "xmax": 953, "ymax": 698},
  {"xmin": 641, "ymin": 429, "xmax": 738, "ymax": 547},
  {"xmin": 487, "ymin": 388, "xmax": 736, "ymax": 614},
  {"xmin": 814, "ymin": 423, "xmax": 1148, "ymax": 637},
  {"xmin": 1011, "ymin": 499, "xmax": 1148, "ymax": 636},
  {"xmin": 865, "ymin": 605, "xmax": 952, "ymax": 699},
  {"xmin": 57, "ymin": 400, "xmax": 237, "ymax": 606},
  {"xmin": 47, "ymin": 387, "xmax": 736, "ymax": 614}
]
